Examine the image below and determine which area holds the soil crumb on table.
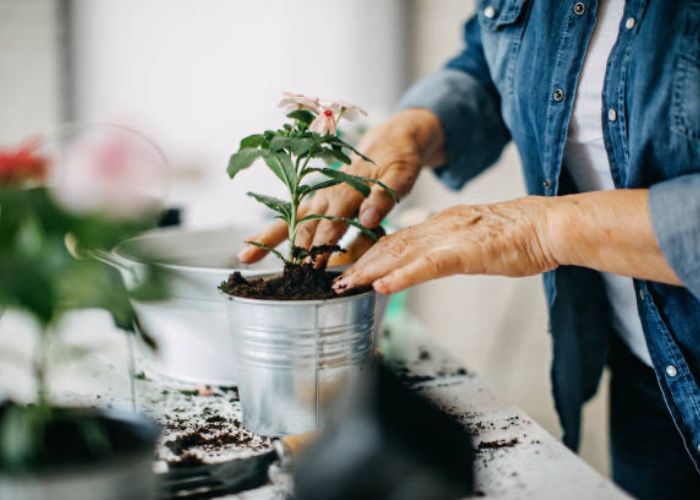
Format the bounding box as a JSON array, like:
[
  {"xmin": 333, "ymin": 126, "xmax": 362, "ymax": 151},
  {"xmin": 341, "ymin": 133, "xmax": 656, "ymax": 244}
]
[
  {"xmin": 220, "ymin": 262, "xmax": 370, "ymax": 300},
  {"xmin": 477, "ymin": 437, "xmax": 520, "ymax": 450}
]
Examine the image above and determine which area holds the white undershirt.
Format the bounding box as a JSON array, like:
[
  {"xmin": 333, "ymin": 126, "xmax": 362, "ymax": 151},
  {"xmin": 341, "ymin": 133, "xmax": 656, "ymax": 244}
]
[{"xmin": 563, "ymin": 0, "xmax": 653, "ymax": 366}]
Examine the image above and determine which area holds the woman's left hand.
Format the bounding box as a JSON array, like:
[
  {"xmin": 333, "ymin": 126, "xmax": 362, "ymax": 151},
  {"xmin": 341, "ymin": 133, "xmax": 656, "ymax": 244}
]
[{"xmin": 333, "ymin": 197, "xmax": 559, "ymax": 295}]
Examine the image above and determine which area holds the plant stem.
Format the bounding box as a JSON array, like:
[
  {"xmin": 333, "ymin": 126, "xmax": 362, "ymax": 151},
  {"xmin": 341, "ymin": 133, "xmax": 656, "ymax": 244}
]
[{"xmin": 35, "ymin": 328, "xmax": 50, "ymax": 412}]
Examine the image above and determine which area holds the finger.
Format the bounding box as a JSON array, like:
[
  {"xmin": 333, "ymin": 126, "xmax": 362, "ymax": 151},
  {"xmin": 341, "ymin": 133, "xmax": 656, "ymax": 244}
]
[
  {"xmin": 310, "ymin": 199, "xmax": 358, "ymax": 268},
  {"xmin": 372, "ymin": 251, "xmax": 462, "ymax": 294},
  {"xmin": 358, "ymin": 163, "xmax": 417, "ymax": 228},
  {"xmin": 327, "ymin": 230, "xmax": 382, "ymax": 267},
  {"xmin": 238, "ymin": 219, "xmax": 289, "ymax": 263},
  {"xmin": 332, "ymin": 232, "xmax": 416, "ymax": 291}
]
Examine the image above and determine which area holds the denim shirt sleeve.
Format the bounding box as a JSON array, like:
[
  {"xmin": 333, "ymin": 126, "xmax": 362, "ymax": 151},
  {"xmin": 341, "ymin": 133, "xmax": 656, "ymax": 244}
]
[
  {"xmin": 395, "ymin": 16, "xmax": 510, "ymax": 190},
  {"xmin": 650, "ymin": 174, "xmax": 700, "ymax": 300}
]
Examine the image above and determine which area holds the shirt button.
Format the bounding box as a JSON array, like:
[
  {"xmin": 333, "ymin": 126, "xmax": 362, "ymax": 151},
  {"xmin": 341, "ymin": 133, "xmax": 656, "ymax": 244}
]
[
  {"xmin": 553, "ymin": 88, "xmax": 565, "ymax": 102},
  {"xmin": 625, "ymin": 17, "xmax": 636, "ymax": 30},
  {"xmin": 666, "ymin": 365, "xmax": 678, "ymax": 378},
  {"xmin": 484, "ymin": 5, "xmax": 496, "ymax": 18},
  {"xmin": 574, "ymin": 2, "xmax": 586, "ymax": 15},
  {"xmin": 608, "ymin": 108, "xmax": 617, "ymax": 121},
  {"xmin": 639, "ymin": 288, "xmax": 645, "ymax": 301},
  {"xmin": 543, "ymin": 179, "xmax": 551, "ymax": 189}
]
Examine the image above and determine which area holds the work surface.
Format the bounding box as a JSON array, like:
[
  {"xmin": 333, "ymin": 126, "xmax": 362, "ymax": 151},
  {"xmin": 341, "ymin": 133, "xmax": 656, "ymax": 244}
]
[{"xmin": 0, "ymin": 309, "xmax": 626, "ymax": 499}]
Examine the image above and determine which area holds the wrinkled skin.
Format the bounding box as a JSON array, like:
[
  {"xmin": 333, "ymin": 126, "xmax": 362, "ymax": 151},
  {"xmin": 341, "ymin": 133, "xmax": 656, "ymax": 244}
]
[{"xmin": 332, "ymin": 199, "xmax": 558, "ymax": 295}]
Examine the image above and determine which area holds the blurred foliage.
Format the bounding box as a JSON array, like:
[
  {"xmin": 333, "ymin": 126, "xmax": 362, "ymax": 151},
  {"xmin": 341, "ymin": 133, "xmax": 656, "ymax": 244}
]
[{"xmin": 0, "ymin": 187, "xmax": 167, "ymax": 328}]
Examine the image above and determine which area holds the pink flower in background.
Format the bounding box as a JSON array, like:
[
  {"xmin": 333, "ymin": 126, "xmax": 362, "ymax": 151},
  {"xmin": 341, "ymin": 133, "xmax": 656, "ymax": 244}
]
[
  {"xmin": 51, "ymin": 126, "xmax": 167, "ymax": 219},
  {"xmin": 278, "ymin": 91, "xmax": 321, "ymax": 114},
  {"xmin": 309, "ymin": 108, "xmax": 337, "ymax": 136},
  {"xmin": 321, "ymin": 98, "xmax": 367, "ymax": 121}
]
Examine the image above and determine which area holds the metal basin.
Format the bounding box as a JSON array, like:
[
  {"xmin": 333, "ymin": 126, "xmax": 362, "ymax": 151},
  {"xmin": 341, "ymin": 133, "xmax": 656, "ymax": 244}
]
[
  {"xmin": 100, "ymin": 227, "xmax": 281, "ymax": 386},
  {"xmin": 224, "ymin": 289, "xmax": 376, "ymax": 437}
]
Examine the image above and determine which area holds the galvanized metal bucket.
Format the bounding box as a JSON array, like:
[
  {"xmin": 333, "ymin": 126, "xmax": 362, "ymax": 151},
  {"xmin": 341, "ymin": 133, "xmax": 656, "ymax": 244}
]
[{"xmin": 224, "ymin": 290, "xmax": 376, "ymax": 437}]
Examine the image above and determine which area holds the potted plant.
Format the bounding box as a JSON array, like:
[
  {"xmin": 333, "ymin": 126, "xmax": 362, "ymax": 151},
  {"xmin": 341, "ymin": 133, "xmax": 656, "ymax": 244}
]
[
  {"xmin": 0, "ymin": 128, "xmax": 168, "ymax": 500},
  {"xmin": 220, "ymin": 92, "xmax": 396, "ymax": 436}
]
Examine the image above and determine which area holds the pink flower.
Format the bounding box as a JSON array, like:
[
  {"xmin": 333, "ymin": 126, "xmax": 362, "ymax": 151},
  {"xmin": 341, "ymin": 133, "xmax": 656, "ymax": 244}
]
[
  {"xmin": 278, "ymin": 91, "xmax": 321, "ymax": 114},
  {"xmin": 320, "ymin": 98, "xmax": 367, "ymax": 122},
  {"xmin": 50, "ymin": 126, "xmax": 167, "ymax": 219},
  {"xmin": 309, "ymin": 108, "xmax": 337, "ymax": 136}
]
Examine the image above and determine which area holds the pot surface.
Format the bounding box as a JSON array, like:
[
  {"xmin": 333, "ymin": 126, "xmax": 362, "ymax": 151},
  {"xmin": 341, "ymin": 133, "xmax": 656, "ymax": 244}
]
[{"xmin": 225, "ymin": 290, "xmax": 376, "ymax": 437}]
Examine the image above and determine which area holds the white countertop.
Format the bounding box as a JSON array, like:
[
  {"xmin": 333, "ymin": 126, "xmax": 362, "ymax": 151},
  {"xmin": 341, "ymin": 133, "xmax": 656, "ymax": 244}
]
[{"xmin": 0, "ymin": 308, "xmax": 626, "ymax": 499}]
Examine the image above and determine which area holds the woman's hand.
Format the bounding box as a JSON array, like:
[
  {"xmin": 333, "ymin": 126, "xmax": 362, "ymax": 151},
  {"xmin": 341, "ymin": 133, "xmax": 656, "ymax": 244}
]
[
  {"xmin": 333, "ymin": 190, "xmax": 683, "ymax": 295},
  {"xmin": 238, "ymin": 109, "xmax": 445, "ymax": 264},
  {"xmin": 333, "ymin": 197, "xmax": 559, "ymax": 294}
]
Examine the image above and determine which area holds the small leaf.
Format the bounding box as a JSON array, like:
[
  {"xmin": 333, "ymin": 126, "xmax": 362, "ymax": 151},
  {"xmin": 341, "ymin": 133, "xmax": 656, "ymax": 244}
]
[
  {"xmin": 244, "ymin": 241, "xmax": 286, "ymax": 262},
  {"xmin": 227, "ymin": 149, "xmax": 262, "ymax": 179},
  {"xmin": 246, "ymin": 192, "xmax": 291, "ymax": 219},
  {"xmin": 298, "ymin": 179, "xmax": 342, "ymax": 198},
  {"xmin": 289, "ymin": 137, "xmax": 316, "ymax": 156},
  {"xmin": 322, "ymin": 136, "xmax": 374, "ymax": 163},
  {"xmin": 240, "ymin": 134, "xmax": 263, "ymax": 149},
  {"xmin": 261, "ymin": 150, "xmax": 291, "ymax": 187},
  {"xmin": 287, "ymin": 109, "xmax": 315, "ymax": 125},
  {"xmin": 299, "ymin": 214, "xmax": 380, "ymax": 241},
  {"xmin": 304, "ymin": 168, "xmax": 370, "ymax": 197}
]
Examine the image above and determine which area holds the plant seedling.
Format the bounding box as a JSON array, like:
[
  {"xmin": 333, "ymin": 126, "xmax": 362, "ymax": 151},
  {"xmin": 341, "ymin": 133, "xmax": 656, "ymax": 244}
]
[{"xmin": 226, "ymin": 92, "xmax": 397, "ymax": 266}]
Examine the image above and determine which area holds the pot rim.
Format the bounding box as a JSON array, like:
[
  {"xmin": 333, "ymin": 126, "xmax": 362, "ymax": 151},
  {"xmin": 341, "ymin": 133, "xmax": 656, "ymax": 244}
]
[
  {"xmin": 220, "ymin": 287, "xmax": 376, "ymax": 306},
  {"xmin": 113, "ymin": 232, "xmax": 279, "ymax": 275}
]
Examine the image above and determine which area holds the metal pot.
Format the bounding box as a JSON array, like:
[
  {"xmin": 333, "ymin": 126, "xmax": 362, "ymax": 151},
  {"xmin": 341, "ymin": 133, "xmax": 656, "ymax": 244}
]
[
  {"xmin": 99, "ymin": 226, "xmax": 388, "ymax": 388},
  {"xmin": 95, "ymin": 227, "xmax": 281, "ymax": 386},
  {"xmin": 0, "ymin": 408, "xmax": 160, "ymax": 500},
  {"xmin": 224, "ymin": 288, "xmax": 376, "ymax": 437}
]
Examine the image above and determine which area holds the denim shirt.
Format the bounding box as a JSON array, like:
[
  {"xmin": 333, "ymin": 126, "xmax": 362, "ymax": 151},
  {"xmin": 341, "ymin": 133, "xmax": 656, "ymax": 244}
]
[{"xmin": 398, "ymin": 0, "xmax": 700, "ymax": 468}]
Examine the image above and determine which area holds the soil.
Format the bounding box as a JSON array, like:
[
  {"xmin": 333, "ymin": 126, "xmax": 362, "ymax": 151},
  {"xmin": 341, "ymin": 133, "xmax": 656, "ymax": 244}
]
[{"xmin": 221, "ymin": 261, "xmax": 370, "ymax": 301}]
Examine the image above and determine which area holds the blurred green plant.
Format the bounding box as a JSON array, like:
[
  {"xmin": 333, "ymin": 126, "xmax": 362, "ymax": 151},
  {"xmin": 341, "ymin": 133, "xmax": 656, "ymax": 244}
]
[{"xmin": 0, "ymin": 137, "xmax": 167, "ymax": 472}]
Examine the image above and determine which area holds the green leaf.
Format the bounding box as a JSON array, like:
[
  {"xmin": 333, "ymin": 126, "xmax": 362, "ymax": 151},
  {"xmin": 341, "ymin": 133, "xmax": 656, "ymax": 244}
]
[
  {"xmin": 321, "ymin": 136, "xmax": 374, "ymax": 163},
  {"xmin": 298, "ymin": 214, "xmax": 380, "ymax": 241},
  {"xmin": 240, "ymin": 134, "xmax": 264, "ymax": 149},
  {"xmin": 246, "ymin": 192, "xmax": 291, "ymax": 219},
  {"xmin": 227, "ymin": 148, "xmax": 263, "ymax": 179},
  {"xmin": 261, "ymin": 150, "xmax": 290, "ymax": 186},
  {"xmin": 244, "ymin": 240, "xmax": 286, "ymax": 262},
  {"xmin": 298, "ymin": 179, "xmax": 342, "ymax": 198},
  {"xmin": 289, "ymin": 137, "xmax": 316, "ymax": 156},
  {"xmin": 304, "ymin": 168, "xmax": 370, "ymax": 197},
  {"xmin": 287, "ymin": 109, "xmax": 315, "ymax": 125}
]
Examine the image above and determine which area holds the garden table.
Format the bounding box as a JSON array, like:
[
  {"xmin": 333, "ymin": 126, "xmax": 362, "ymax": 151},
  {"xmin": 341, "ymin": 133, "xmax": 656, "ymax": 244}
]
[{"xmin": 0, "ymin": 308, "xmax": 626, "ymax": 498}]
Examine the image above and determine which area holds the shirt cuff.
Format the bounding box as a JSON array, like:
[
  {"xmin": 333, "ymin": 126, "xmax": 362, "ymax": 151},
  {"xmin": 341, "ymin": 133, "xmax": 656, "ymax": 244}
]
[
  {"xmin": 396, "ymin": 69, "xmax": 509, "ymax": 191},
  {"xmin": 649, "ymin": 174, "xmax": 700, "ymax": 299}
]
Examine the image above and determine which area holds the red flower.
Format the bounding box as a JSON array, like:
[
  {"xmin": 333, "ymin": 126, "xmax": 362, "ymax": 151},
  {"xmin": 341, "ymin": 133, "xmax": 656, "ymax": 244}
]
[{"xmin": 0, "ymin": 140, "xmax": 48, "ymax": 186}]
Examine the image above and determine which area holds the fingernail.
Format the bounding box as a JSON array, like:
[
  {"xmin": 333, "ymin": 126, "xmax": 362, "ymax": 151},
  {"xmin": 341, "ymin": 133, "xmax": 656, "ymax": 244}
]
[
  {"xmin": 360, "ymin": 206, "xmax": 380, "ymax": 227},
  {"xmin": 237, "ymin": 246, "xmax": 255, "ymax": 262},
  {"xmin": 332, "ymin": 277, "xmax": 349, "ymax": 291}
]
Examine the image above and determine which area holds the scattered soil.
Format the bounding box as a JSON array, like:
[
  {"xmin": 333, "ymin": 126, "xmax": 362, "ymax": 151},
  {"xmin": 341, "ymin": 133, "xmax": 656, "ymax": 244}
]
[
  {"xmin": 477, "ymin": 438, "xmax": 519, "ymax": 450},
  {"xmin": 165, "ymin": 428, "xmax": 262, "ymax": 455},
  {"xmin": 221, "ymin": 261, "xmax": 370, "ymax": 301}
]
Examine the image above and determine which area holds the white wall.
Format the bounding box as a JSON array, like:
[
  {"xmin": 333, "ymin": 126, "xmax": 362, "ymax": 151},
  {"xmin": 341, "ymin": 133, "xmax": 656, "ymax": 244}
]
[
  {"xmin": 70, "ymin": 0, "xmax": 407, "ymax": 228},
  {"xmin": 0, "ymin": 0, "xmax": 63, "ymax": 144}
]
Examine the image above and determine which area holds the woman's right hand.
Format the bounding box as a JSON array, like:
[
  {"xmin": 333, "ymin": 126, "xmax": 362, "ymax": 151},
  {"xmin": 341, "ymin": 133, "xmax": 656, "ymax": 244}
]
[{"xmin": 237, "ymin": 108, "xmax": 446, "ymax": 264}]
